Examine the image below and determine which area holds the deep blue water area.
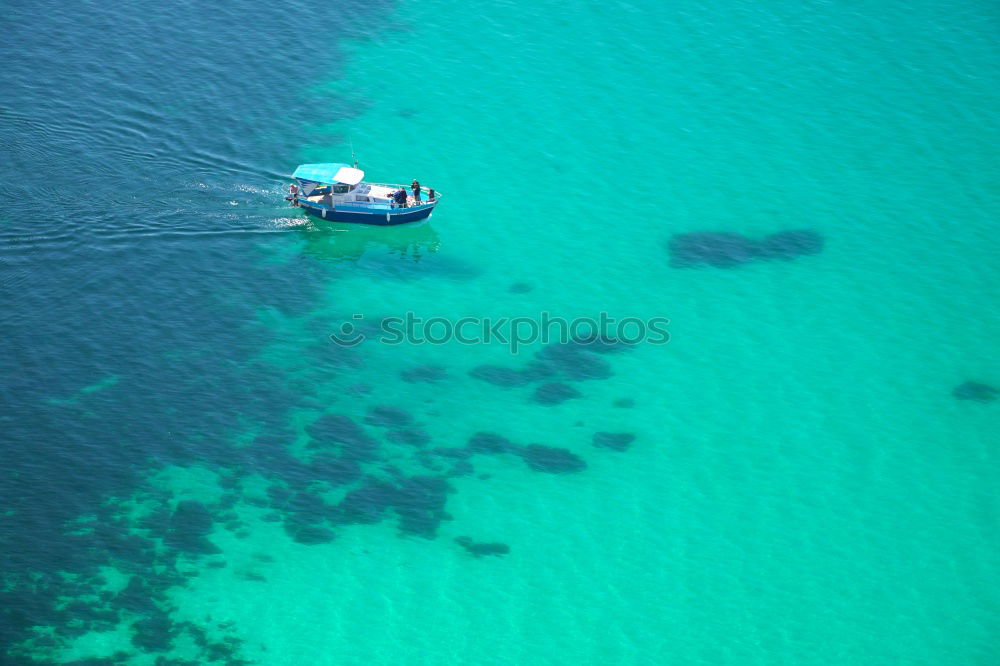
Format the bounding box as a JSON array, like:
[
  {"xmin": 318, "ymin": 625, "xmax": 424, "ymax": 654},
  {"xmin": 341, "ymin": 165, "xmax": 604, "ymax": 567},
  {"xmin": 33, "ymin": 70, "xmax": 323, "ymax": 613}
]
[{"xmin": 1, "ymin": 1, "xmax": 394, "ymax": 660}]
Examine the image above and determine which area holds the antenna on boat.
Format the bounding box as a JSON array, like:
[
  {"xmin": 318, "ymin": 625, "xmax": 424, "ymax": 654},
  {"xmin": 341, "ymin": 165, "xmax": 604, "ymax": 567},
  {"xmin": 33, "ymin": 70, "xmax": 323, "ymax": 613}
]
[{"xmin": 350, "ymin": 137, "xmax": 358, "ymax": 169}]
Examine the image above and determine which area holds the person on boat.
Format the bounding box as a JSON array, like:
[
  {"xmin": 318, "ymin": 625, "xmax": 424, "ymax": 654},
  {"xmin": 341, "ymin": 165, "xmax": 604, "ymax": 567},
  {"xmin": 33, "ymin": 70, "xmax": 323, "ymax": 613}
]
[
  {"xmin": 321, "ymin": 190, "xmax": 334, "ymax": 209},
  {"xmin": 427, "ymin": 188, "xmax": 436, "ymax": 202},
  {"xmin": 393, "ymin": 187, "xmax": 408, "ymax": 208},
  {"xmin": 289, "ymin": 182, "xmax": 299, "ymax": 207},
  {"xmin": 411, "ymin": 179, "xmax": 421, "ymax": 202}
]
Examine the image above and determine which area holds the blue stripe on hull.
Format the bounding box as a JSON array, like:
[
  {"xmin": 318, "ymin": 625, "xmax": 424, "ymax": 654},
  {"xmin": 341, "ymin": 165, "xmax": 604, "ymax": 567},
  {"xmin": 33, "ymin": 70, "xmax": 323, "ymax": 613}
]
[{"xmin": 301, "ymin": 204, "xmax": 434, "ymax": 226}]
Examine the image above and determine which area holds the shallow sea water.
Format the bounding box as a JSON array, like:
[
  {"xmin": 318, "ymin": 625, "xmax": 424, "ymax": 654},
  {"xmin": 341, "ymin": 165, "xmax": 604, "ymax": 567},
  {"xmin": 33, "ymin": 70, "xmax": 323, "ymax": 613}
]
[{"xmin": 2, "ymin": 1, "xmax": 999, "ymax": 664}]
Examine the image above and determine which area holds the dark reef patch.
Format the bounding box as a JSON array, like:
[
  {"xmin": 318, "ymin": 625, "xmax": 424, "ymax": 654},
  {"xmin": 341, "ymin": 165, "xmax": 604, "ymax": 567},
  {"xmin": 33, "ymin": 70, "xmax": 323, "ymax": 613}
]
[
  {"xmin": 467, "ymin": 334, "xmax": 633, "ymax": 393},
  {"xmin": 131, "ymin": 615, "xmax": 176, "ymax": 652},
  {"xmin": 592, "ymin": 432, "xmax": 636, "ymax": 451},
  {"xmin": 332, "ymin": 475, "xmax": 453, "ymax": 537},
  {"xmin": 756, "ymin": 229, "xmax": 824, "ymax": 260},
  {"xmin": 953, "ymin": 381, "xmax": 998, "ymax": 402},
  {"xmin": 469, "ymin": 364, "xmax": 536, "ymax": 387},
  {"xmin": 414, "ymin": 450, "xmax": 445, "ymax": 472},
  {"xmin": 447, "ymin": 460, "xmax": 476, "ymax": 477},
  {"xmin": 151, "ymin": 658, "xmax": 201, "ymax": 666},
  {"xmin": 306, "ymin": 414, "xmax": 379, "ymax": 462},
  {"xmin": 386, "ymin": 428, "xmax": 432, "ymax": 446},
  {"xmin": 466, "ymin": 432, "xmax": 515, "ymax": 455},
  {"xmin": 668, "ymin": 231, "xmax": 759, "ymax": 268},
  {"xmin": 517, "ymin": 445, "xmax": 587, "ymax": 474},
  {"xmin": 392, "ymin": 475, "xmax": 453, "ymax": 538},
  {"xmin": 115, "ymin": 576, "xmax": 164, "ymax": 615},
  {"xmin": 613, "ymin": 398, "xmax": 635, "ymax": 408},
  {"xmin": 284, "ymin": 490, "xmax": 334, "ymax": 526},
  {"xmin": 239, "ymin": 571, "xmax": 267, "ymax": 582},
  {"xmin": 536, "ymin": 344, "xmax": 613, "ymax": 380},
  {"xmin": 426, "ymin": 446, "xmax": 474, "ymax": 460},
  {"xmin": 335, "ymin": 480, "xmax": 397, "ymax": 525},
  {"xmin": 266, "ymin": 485, "xmax": 293, "ymax": 505},
  {"xmin": 519, "ymin": 360, "xmax": 558, "ymax": 382},
  {"xmin": 508, "ymin": 282, "xmax": 533, "ymax": 293},
  {"xmin": 290, "ymin": 525, "xmax": 337, "ymax": 545},
  {"xmin": 364, "ymin": 406, "xmax": 414, "ymax": 428},
  {"xmin": 401, "ymin": 365, "xmax": 448, "ymax": 383},
  {"xmin": 668, "ymin": 229, "xmax": 824, "ymax": 268},
  {"xmin": 418, "ymin": 432, "xmax": 591, "ymax": 477},
  {"xmin": 308, "ymin": 452, "xmax": 363, "ymax": 485},
  {"xmin": 562, "ymin": 353, "xmax": 613, "ymax": 381},
  {"xmin": 532, "ymin": 382, "xmax": 582, "ymax": 405},
  {"xmin": 164, "ymin": 501, "xmax": 219, "ymax": 555},
  {"xmin": 455, "ymin": 536, "xmax": 510, "ymax": 558}
]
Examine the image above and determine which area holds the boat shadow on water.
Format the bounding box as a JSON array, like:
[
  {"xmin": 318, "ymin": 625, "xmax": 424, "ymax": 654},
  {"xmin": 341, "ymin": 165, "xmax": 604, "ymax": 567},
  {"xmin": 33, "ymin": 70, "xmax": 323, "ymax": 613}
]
[
  {"xmin": 297, "ymin": 218, "xmax": 441, "ymax": 264},
  {"xmin": 294, "ymin": 220, "xmax": 481, "ymax": 282}
]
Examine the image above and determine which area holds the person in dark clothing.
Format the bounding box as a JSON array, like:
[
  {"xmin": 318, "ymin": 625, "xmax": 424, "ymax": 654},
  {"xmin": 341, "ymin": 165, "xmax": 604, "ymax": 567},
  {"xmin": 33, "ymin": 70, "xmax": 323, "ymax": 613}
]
[
  {"xmin": 428, "ymin": 188, "xmax": 436, "ymax": 202},
  {"xmin": 411, "ymin": 179, "xmax": 421, "ymax": 202},
  {"xmin": 393, "ymin": 187, "xmax": 407, "ymax": 208}
]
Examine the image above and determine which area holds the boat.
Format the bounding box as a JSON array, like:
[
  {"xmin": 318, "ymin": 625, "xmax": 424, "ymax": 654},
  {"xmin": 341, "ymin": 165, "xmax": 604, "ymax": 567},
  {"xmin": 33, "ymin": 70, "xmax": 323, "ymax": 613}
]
[{"xmin": 288, "ymin": 162, "xmax": 439, "ymax": 226}]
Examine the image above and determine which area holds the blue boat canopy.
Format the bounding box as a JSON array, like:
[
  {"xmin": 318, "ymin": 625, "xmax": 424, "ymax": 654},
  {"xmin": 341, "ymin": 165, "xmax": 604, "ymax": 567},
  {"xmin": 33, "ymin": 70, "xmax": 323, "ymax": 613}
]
[{"xmin": 292, "ymin": 163, "xmax": 365, "ymax": 186}]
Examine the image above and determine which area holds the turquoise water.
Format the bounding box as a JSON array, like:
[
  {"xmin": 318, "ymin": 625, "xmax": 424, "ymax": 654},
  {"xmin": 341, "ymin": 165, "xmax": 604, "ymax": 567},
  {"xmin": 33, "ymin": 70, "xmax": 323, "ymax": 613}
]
[{"xmin": 2, "ymin": 0, "xmax": 999, "ymax": 664}]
